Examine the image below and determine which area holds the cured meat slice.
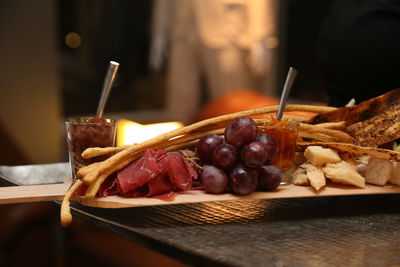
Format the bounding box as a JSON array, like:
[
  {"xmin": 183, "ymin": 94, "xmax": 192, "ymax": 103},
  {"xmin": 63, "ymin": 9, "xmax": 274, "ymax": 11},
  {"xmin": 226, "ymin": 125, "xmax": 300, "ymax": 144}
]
[
  {"xmin": 159, "ymin": 153, "xmax": 193, "ymax": 191},
  {"xmin": 184, "ymin": 160, "xmax": 199, "ymax": 181},
  {"xmin": 115, "ymin": 149, "xmax": 198, "ymax": 199},
  {"xmin": 122, "ymin": 185, "xmax": 147, "ymax": 198},
  {"xmin": 98, "ymin": 175, "xmax": 118, "ymax": 197},
  {"xmin": 146, "ymin": 175, "xmax": 175, "ymax": 197},
  {"xmin": 121, "ymin": 176, "xmax": 175, "ymax": 198},
  {"xmin": 75, "ymin": 175, "xmax": 117, "ymax": 197},
  {"xmin": 153, "ymin": 191, "xmax": 178, "ymax": 201},
  {"xmin": 117, "ymin": 149, "xmax": 165, "ymax": 194}
]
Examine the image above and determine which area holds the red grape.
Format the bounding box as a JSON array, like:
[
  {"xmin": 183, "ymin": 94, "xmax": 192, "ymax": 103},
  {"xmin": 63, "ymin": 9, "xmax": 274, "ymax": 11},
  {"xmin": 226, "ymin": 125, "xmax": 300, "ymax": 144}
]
[
  {"xmin": 256, "ymin": 134, "xmax": 279, "ymax": 163},
  {"xmin": 212, "ymin": 143, "xmax": 238, "ymax": 169},
  {"xmin": 225, "ymin": 117, "xmax": 257, "ymax": 149},
  {"xmin": 257, "ymin": 165, "xmax": 282, "ymax": 191},
  {"xmin": 241, "ymin": 141, "xmax": 268, "ymax": 167},
  {"xmin": 201, "ymin": 165, "xmax": 228, "ymax": 194},
  {"xmin": 197, "ymin": 134, "xmax": 224, "ymax": 163},
  {"xmin": 229, "ymin": 164, "xmax": 258, "ymax": 195},
  {"xmin": 196, "ymin": 117, "xmax": 284, "ymax": 196}
]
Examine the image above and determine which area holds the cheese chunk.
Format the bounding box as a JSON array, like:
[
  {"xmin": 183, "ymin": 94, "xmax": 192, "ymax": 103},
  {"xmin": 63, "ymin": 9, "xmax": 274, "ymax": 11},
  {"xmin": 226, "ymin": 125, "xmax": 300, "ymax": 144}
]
[
  {"xmin": 292, "ymin": 167, "xmax": 309, "ymax": 185},
  {"xmin": 390, "ymin": 161, "xmax": 400, "ymax": 185},
  {"xmin": 356, "ymin": 155, "xmax": 370, "ymax": 177},
  {"xmin": 365, "ymin": 158, "xmax": 392, "ymax": 185},
  {"xmin": 301, "ymin": 163, "xmax": 326, "ymax": 190},
  {"xmin": 304, "ymin": 146, "xmax": 341, "ymax": 166},
  {"xmin": 323, "ymin": 160, "xmax": 366, "ymax": 188}
]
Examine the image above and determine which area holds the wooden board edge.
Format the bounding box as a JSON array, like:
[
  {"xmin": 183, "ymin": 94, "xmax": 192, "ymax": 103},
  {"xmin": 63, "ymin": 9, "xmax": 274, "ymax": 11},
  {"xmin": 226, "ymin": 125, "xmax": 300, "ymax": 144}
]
[{"xmin": 71, "ymin": 184, "xmax": 400, "ymax": 209}]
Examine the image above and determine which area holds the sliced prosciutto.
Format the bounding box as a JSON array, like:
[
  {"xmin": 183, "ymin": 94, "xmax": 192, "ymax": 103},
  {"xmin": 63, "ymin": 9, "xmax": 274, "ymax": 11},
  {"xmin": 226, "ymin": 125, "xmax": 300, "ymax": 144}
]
[
  {"xmin": 153, "ymin": 191, "xmax": 178, "ymax": 201},
  {"xmin": 146, "ymin": 175, "xmax": 174, "ymax": 196},
  {"xmin": 158, "ymin": 153, "xmax": 192, "ymax": 191},
  {"xmin": 98, "ymin": 175, "xmax": 118, "ymax": 197},
  {"xmin": 115, "ymin": 149, "xmax": 198, "ymax": 198},
  {"xmin": 117, "ymin": 149, "xmax": 165, "ymax": 194}
]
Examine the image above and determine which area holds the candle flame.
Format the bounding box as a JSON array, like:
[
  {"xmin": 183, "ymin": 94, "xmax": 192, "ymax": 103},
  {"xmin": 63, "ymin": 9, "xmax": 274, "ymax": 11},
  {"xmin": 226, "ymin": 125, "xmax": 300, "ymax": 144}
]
[{"xmin": 117, "ymin": 119, "xmax": 183, "ymax": 146}]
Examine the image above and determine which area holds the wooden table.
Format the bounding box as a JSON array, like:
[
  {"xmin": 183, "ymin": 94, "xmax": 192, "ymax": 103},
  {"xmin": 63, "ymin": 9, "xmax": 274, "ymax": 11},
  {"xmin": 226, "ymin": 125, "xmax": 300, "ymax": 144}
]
[{"xmin": 1, "ymin": 163, "xmax": 400, "ymax": 266}]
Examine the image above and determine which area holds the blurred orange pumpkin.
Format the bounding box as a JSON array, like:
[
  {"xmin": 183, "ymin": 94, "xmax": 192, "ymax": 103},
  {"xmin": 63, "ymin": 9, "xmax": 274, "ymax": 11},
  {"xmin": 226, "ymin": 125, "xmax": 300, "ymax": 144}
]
[
  {"xmin": 195, "ymin": 89, "xmax": 316, "ymax": 122},
  {"xmin": 195, "ymin": 89, "xmax": 279, "ymax": 121}
]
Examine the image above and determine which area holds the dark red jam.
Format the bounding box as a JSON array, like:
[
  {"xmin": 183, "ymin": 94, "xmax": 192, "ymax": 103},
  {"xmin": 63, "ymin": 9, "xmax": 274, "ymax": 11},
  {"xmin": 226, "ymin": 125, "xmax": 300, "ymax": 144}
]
[{"xmin": 66, "ymin": 117, "xmax": 116, "ymax": 178}]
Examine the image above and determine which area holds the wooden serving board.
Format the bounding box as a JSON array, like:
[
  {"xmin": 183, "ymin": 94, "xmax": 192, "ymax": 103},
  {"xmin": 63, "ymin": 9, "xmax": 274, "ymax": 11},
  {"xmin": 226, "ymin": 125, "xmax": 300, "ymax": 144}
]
[
  {"xmin": 0, "ymin": 183, "xmax": 68, "ymax": 204},
  {"xmin": 1, "ymin": 182, "xmax": 399, "ymax": 207},
  {"xmin": 73, "ymin": 183, "xmax": 400, "ymax": 208}
]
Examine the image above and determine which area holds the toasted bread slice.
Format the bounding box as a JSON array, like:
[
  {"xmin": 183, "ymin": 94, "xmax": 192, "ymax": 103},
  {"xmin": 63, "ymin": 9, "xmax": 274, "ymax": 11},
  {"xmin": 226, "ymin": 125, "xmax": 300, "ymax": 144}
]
[
  {"xmin": 346, "ymin": 103, "xmax": 400, "ymax": 147},
  {"xmin": 309, "ymin": 88, "xmax": 400, "ymax": 125}
]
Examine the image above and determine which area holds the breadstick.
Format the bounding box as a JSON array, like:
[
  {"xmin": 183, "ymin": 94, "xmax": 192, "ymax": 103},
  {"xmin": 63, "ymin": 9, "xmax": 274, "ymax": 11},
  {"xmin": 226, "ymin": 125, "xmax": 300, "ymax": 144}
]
[
  {"xmin": 81, "ymin": 145, "xmax": 131, "ymax": 159},
  {"xmin": 314, "ymin": 121, "xmax": 346, "ymax": 130},
  {"xmin": 77, "ymin": 161, "xmax": 102, "ymax": 179},
  {"xmin": 60, "ymin": 180, "xmax": 83, "ymax": 227},
  {"xmin": 299, "ymin": 123, "xmax": 353, "ymax": 143},
  {"xmin": 82, "ymin": 128, "xmax": 223, "ymax": 160},
  {"xmin": 280, "ymin": 114, "xmax": 311, "ymax": 122},
  {"xmin": 298, "ymin": 131, "xmax": 337, "ymax": 142}
]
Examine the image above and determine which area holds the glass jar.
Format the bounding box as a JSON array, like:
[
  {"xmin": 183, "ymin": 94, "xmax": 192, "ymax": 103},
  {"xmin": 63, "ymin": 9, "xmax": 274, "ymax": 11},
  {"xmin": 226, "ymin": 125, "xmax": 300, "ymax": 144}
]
[
  {"xmin": 259, "ymin": 119, "xmax": 299, "ymax": 171},
  {"xmin": 65, "ymin": 117, "xmax": 116, "ymax": 179}
]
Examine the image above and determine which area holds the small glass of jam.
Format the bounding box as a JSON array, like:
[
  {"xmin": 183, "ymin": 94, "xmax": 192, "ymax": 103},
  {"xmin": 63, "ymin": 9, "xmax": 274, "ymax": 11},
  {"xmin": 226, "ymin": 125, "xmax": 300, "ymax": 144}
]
[
  {"xmin": 65, "ymin": 117, "xmax": 116, "ymax": 179},
  {"xmin": 259, "ymin": 119, "xmax": 299, "ymax": 171}
]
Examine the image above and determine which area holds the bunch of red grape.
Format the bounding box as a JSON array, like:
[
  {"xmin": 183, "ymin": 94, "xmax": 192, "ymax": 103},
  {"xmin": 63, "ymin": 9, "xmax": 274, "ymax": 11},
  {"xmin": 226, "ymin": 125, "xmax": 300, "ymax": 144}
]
[{"xmin": 197, "ymin": 116, "xmax": 282, "ymax": 195}]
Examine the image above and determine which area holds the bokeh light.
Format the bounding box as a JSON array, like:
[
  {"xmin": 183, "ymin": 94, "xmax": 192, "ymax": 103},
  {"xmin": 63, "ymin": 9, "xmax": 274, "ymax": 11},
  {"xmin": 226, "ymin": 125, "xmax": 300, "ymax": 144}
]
[{"xmin": 65, "ymin": 32, "xmax": 82, "ymax": 48}]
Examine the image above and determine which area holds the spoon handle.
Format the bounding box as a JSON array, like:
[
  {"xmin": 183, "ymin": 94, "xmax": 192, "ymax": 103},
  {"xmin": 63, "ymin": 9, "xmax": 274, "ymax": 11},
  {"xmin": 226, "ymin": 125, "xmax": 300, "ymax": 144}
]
[
  {"xmin": 97, "ymin": 61, "xmax": 120, "ymax": 117},
  {"xmin": 277, "ymin": 67, "xmax": 298, "ymax": 120}
]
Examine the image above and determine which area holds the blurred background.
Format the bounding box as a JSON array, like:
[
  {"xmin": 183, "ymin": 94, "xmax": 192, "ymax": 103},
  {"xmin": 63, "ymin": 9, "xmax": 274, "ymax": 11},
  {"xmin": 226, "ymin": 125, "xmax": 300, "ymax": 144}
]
[
  {"xmin": 0, "ymin": 0, "xmax": 334, "ymax": 166},
  {"xmin": 0, "ymin": 0, "xmax": 336, "ymax": 266}
]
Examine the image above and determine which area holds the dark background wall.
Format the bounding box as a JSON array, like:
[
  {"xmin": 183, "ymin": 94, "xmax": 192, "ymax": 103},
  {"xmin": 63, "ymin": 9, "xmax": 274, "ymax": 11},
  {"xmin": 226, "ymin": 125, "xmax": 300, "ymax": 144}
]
[
  {"xmin": 279, "ymin": 0, "xmax": 335, "ymax": 102},
  {"xmin": 0, "ymin": 0, "xmax": 336, "ymax": 165}
]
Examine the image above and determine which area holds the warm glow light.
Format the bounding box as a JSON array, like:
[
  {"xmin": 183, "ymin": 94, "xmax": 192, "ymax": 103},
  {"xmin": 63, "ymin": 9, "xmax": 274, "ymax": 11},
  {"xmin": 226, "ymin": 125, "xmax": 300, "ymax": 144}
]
[
  {"xmin": 65, "ymin": 32, "xmax": 82, "ymax": 48},
  {"xmin": 266, "ymin": 36, "xmax": 279, "ymax": 49},
  {"xmin": 117, "ymin": 119, "xmax": 184, "ymax": 146}
]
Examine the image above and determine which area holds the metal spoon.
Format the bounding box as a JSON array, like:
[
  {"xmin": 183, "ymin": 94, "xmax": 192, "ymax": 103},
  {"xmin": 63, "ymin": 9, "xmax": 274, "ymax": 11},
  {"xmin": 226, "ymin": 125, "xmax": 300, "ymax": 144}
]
[
  {"xmin": 276, "ymin": 67, "xmax": 298, "ymax": 120},
  {"xmin": 96, "ymin": 61, "xmax": 120, "ymax": 117},
  {"xmin": 276, "ymin": 67, "xmax": 297, "ymax": 185}
]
